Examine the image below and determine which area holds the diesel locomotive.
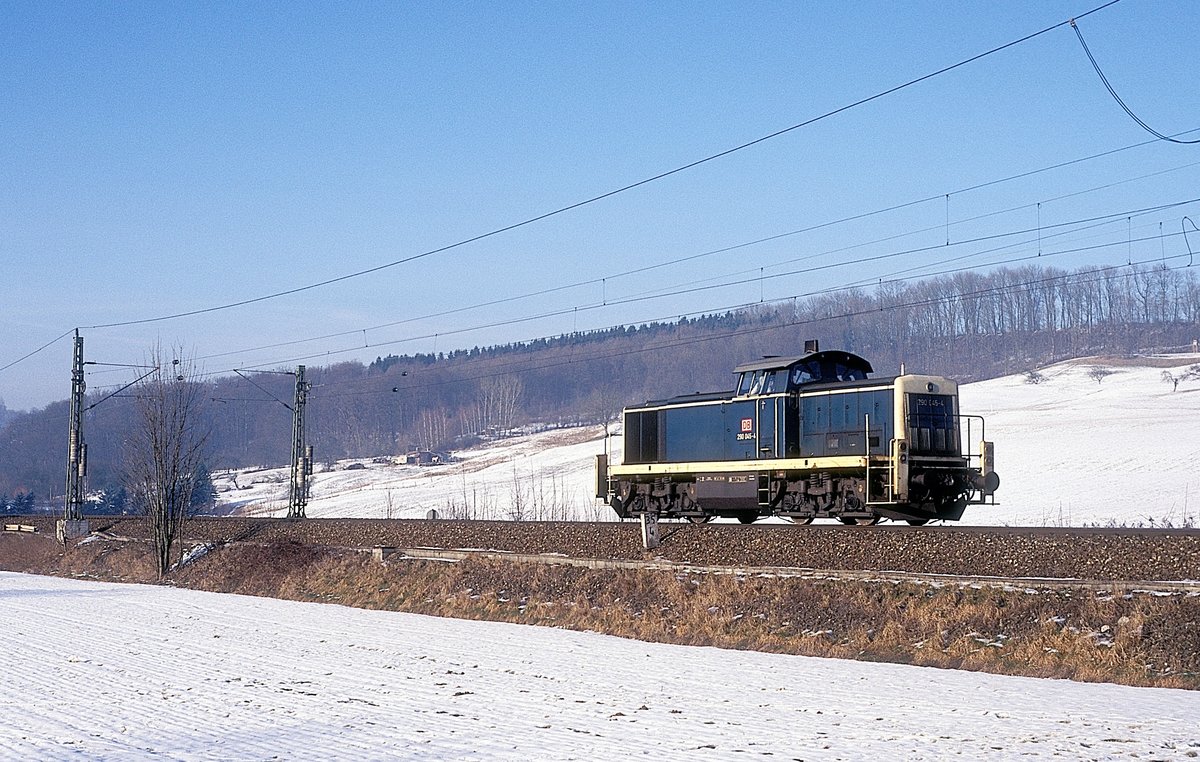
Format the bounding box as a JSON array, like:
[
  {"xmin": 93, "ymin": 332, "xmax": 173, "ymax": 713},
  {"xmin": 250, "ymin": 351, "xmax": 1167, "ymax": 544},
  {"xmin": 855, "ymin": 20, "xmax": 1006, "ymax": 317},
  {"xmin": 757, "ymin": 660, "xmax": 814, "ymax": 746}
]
[{"xmin": 596, "ymin": 342, "xmax": 998, "ymax": 525}]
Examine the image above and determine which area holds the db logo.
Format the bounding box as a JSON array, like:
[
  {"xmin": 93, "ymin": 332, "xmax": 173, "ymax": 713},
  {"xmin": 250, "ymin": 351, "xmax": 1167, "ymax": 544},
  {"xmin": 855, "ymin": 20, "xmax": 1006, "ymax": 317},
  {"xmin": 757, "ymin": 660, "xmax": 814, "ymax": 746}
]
[{"xmin": 740, "ymin": 418, "xmax": 754, "ymax": 433}]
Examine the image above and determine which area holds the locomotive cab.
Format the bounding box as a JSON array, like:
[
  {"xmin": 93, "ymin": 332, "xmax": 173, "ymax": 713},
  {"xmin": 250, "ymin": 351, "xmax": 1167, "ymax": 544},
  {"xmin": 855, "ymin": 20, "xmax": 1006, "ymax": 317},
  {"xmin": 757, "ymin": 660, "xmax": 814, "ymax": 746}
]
[{"xmin": 734, "ymin": 350, "xmax": 873, "ymax": 396}]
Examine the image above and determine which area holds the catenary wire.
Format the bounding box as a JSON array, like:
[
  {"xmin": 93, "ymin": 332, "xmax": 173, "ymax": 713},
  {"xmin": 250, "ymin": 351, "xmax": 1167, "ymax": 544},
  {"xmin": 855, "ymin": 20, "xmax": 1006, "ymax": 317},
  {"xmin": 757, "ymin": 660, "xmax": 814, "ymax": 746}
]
[
  {"xmin": 76, "ymin": 1, "xmax": 1122, "ymax": 332},
  {"xmin": 83, "ymin": 222, "xmax": 1194, "ymax": 400},
  {"xmin": 225, "ymin": 225, "xmax": 1197, "ymax": 381},
  {"xmin": 0, "ymin": 328, "xmax": 75, "ymax": 375},
  {"xmin": 318, "ymin": 252, "xmax": 1194, "ymax": 399},
  {"xmin": 81, "ymin": 192, "xmax": 1196, "ymax": 394},
  {"xmin": 140, "ymin": 199, "xmax": 1191, "ymax": 389},
  {"xmin": 1071, "ymin": 19, "xmax": 1200, "ymax": 145},
  {"xmin": 186, "ymin": 156, "xmax": 1200, "ymax": 368},
  {"xmin": 4, "ymin": 97, "xmax": 1191, "ymax": 377},
  {"xmin": 612, "ymin": 162, "xmax": 1200, "ymax": 307},
  {"xmin": 0, "ymin": 1, "xmax": 1158, "ymax": 382},
  {"xmin": 228, "ymin": 129, "xmax": 1200, "ymax": 364},
  {"xmin": 210, "ymin": 197, "xmax": 1200, "ymax": 368}
]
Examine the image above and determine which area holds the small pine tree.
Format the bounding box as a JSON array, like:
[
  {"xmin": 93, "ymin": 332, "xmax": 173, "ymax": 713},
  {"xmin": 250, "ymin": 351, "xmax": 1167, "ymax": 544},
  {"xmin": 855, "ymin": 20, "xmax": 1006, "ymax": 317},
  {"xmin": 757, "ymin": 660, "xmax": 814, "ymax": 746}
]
[{"xmin": 189, "ymin": 465, "xmax": 217, "ymax": 516}]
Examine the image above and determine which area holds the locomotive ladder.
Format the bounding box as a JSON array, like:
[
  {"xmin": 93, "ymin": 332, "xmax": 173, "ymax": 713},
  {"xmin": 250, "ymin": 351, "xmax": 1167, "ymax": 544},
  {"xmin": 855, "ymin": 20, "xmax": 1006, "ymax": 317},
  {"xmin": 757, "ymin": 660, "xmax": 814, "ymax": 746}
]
[
  {"xmin": 864, "ymin": 413, "xmax": 898, "ymax": 506},
  {"xmin": 756, "ymin": 474, "xmax": 772, "ymax": 507}
]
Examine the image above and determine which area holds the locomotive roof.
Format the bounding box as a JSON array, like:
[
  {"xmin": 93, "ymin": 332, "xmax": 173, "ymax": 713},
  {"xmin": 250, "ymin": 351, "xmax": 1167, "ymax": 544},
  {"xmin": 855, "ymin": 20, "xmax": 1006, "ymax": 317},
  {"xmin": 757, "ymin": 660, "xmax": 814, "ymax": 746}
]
[
  {"xmin": 733, "ymin": 350, "xmax": 874, "ymax": 375},
  {"xmin": 640, "ymin": 390, "xmax": 731, "ymax": 407}
]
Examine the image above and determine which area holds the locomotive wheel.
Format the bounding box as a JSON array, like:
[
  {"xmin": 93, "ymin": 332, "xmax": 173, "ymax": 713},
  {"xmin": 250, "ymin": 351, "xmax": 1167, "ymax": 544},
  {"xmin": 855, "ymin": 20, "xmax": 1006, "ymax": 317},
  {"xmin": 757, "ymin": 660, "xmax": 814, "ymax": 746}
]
[
  {"xmin": 737, "ymin": 514, "xmax": 758, "ymax": 524},
  {"xmin": 906, "ymin": 518, "xmax": 930, "ymax": 526},
  {"xmin": 687, "ymin": 515, "xmax": 714, "ymax": 525},
  {"xmin": 790, "ymin": 516, "xmax": 814, "ymax": 525},
  {"xmin": 840, "ymin": 516, "xmax": 880, "ymax": 526}
]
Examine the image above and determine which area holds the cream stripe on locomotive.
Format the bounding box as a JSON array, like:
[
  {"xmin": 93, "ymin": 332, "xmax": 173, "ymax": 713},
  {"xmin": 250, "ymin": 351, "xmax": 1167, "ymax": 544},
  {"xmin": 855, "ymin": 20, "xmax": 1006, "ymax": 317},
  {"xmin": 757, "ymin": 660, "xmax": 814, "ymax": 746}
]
[
  {"xmin": 608, "ymin": 451, "xmax": 967, "ymax": 478},
  {"xmin": 609, "ymin": 454, "xmax": 880, "ymax": 477}
]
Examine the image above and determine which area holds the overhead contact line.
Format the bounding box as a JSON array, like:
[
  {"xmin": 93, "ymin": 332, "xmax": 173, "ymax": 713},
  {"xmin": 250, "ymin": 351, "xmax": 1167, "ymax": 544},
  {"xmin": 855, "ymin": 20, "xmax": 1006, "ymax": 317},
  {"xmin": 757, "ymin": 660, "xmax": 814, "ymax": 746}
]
[
  {"xmin": 314, "ymin": 243, "xmax": 1198, "ymax": 399},
  {"xmin": 77, "ymin": 0, "xmax": 1125, "ymax": 332}
]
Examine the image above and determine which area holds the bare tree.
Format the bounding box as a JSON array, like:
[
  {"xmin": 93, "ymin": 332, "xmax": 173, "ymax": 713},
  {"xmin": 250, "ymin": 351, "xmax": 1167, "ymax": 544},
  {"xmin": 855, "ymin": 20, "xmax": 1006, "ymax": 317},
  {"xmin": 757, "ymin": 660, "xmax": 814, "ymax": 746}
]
[
  {"xmin": 1087, "ymin": 367, "xmax": 1116, "ymax": 385},
  {"xmin": 1162, "ymin": 370, "xmax": 1183, "ymax": 392},
  {"xmin": 125, "ymin": 347, "xmax": 209, "ymax": 577},
  {"xmin": 414, "ymin": 407, "xmax": 450, "ymax": 451},
  {"xmin": 1165, "ymin": 364, "xmax": 1200, "ymax": 392}
]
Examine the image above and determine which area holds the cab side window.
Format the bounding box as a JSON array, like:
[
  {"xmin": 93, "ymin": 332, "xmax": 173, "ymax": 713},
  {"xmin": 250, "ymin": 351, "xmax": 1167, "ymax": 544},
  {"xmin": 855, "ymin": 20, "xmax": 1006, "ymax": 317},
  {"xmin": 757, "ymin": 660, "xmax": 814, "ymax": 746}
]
[
  {"xmin": 763, "ymin": 371, "xmax": 778, "ymax": 394},
  {"xmin": 748, "ymin": 372, "xmax": 764, "ymax": 395}
]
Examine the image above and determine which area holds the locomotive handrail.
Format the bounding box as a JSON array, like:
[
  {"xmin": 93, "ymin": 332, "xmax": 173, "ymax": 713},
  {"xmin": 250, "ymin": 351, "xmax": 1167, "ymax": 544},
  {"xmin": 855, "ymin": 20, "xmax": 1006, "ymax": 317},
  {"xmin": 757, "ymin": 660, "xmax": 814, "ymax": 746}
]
[
  {"xmin": 901, "ymin": 411, "xmax": 988, "ymax": 462},
  {"xmin": 957, "ymin": 414, "xmax": 987, "ymax": 464},
  {"xmin": 864, "ymin": 414, "xmax": 898, "ymax": 505}
]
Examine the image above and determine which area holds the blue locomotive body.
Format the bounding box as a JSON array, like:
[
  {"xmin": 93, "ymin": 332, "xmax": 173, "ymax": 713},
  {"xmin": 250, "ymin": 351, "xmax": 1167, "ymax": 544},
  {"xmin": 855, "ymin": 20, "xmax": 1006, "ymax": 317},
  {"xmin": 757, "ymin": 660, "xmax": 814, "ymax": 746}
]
[{"xmin": 599, "ymin": 346, "xmax": 997, "ymax": 525}]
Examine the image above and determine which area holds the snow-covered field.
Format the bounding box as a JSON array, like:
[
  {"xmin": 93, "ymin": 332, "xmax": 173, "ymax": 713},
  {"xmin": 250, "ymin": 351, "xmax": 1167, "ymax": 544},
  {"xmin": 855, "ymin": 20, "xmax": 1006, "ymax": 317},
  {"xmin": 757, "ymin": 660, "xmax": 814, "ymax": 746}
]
[
  {"xmin": 214, "ymin": 426, "xmax": 614, "ymax": 522},
  {"xmin": 2, "ymin": 571, "xmax": 1197, "ymax": 761},
  {"xmin": 960, "ymin": 357, "xmax": 1200, "ymax": 527},
  {"xmin": 216, "ymin": 355, "xmax": 1200, "ymax": 528}
]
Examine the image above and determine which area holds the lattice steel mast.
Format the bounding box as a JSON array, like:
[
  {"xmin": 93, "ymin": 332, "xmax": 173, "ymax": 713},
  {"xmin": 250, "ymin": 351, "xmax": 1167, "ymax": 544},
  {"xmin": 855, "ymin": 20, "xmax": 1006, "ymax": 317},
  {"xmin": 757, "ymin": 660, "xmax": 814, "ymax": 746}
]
[
  {"xmin": 59, "ymin": 330, "xmax": 90, "ymax": 542},
  {"xmin": 288, "ymin": 365, "xmax": 313, "ymax": 518}
]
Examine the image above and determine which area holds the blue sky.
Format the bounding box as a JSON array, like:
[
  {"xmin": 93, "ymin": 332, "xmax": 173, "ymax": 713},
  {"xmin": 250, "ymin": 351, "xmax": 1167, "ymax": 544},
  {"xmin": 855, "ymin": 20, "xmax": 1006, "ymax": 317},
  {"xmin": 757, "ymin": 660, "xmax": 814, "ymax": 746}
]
[{"xmin": 2, "ymin": 1, "xmax": 1198, "ymax": 410}]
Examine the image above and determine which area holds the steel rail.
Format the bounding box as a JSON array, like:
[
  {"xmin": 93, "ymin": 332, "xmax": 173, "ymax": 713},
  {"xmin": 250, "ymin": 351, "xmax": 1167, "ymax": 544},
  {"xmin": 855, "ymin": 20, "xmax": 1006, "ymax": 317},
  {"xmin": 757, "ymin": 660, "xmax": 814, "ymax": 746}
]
[{"xmin": 374, "ymin": 546, "xmax": 1200, "ymax": 595}]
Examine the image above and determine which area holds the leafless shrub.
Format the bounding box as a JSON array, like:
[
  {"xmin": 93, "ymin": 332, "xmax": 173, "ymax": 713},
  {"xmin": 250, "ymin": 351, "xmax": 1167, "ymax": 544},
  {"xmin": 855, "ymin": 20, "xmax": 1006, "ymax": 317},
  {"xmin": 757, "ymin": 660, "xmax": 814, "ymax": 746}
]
[
  {"xmin": 1164, "ymin": 364, "xmax": 1200, "ymax": 392},
  {"xmin": 384, "ymin": 488, "xmax": 396, "ymax": 520},
  {"xmin": 124, "ymin": 347, "xmax": 210, "ymax": 577}
]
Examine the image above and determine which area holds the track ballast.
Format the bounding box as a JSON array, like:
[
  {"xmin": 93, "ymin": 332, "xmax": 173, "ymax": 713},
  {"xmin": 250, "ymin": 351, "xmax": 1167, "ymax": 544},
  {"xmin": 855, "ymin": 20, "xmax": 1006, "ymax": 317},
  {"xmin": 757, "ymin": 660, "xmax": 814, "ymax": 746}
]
[{"xmin": 13, "ymin": 515, "xmax": 1199, "ymax": 583}]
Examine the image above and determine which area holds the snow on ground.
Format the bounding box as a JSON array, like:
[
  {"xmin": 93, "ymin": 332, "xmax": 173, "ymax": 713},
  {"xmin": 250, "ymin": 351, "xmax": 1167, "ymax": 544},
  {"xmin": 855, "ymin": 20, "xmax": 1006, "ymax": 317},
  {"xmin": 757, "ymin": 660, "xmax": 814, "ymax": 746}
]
[
  {"xmin": 2, "ymin": 571, "xmax": 1197, "ymax": 761},
  {"xmin": 214, "ymin": 355, "xmax": 1200, "ymax": 528},
  {"xmin": 960, "ymin": 355, "xmax": 1200, "ymax": 528},
  {"xmin": 214, "ymin": 426, "xmax": 617, "ymax": 522}
]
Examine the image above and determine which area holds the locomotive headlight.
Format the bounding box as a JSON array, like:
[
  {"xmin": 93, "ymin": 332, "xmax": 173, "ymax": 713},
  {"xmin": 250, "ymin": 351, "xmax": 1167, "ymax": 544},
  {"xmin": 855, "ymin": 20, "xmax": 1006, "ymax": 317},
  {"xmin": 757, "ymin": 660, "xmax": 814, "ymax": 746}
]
[{"xmin": 926, "ymin": 382, "xmax": 939, "ymax": 393}]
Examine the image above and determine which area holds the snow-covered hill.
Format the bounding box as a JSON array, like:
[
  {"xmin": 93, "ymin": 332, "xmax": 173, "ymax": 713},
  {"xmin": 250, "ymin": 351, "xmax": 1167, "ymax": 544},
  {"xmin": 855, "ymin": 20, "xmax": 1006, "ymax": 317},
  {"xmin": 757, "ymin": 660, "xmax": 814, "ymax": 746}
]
[
  {"xmin": 961, "ymin": 355, "xmax": 1200, "ymax": 527},
  {"xmin": 215, "ymin": 354, "xmax": 1200, "ymax": 528},
  {"xmin": 214, "ymin": 426, "xmax": 616, "ymax": 522}
]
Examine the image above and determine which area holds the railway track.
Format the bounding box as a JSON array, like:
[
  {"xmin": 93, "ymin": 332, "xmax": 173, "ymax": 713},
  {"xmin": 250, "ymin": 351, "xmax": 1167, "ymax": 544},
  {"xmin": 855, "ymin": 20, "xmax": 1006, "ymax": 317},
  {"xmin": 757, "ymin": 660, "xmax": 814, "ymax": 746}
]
[
  {"xmin": 374, "ymin": 546, "xmax": 1200, "ymax": 594},
  {"xmin": 11, "ymin": 515, "xmax": 1200, "ymax": 584}
]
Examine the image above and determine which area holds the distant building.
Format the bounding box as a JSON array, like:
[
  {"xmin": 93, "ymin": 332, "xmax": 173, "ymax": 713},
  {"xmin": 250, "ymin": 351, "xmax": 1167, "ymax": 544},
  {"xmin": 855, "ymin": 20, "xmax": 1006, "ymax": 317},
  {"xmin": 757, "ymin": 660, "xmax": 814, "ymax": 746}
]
[{"xmin": 404, "ymin": 450, "xmax": 451, "ymax": 466}]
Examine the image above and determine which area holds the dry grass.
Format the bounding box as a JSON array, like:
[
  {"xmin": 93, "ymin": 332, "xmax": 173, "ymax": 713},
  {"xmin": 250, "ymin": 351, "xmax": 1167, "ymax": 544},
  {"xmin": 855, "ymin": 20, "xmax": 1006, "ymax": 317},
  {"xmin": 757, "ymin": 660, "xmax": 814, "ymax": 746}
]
[
  {"xmin": 3, "ymin": 534, "xmax": 1197, "ymax": 689},
  {"xmin": 0, "ymin": 533, "xmax": 158, "ymax": 581}
]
